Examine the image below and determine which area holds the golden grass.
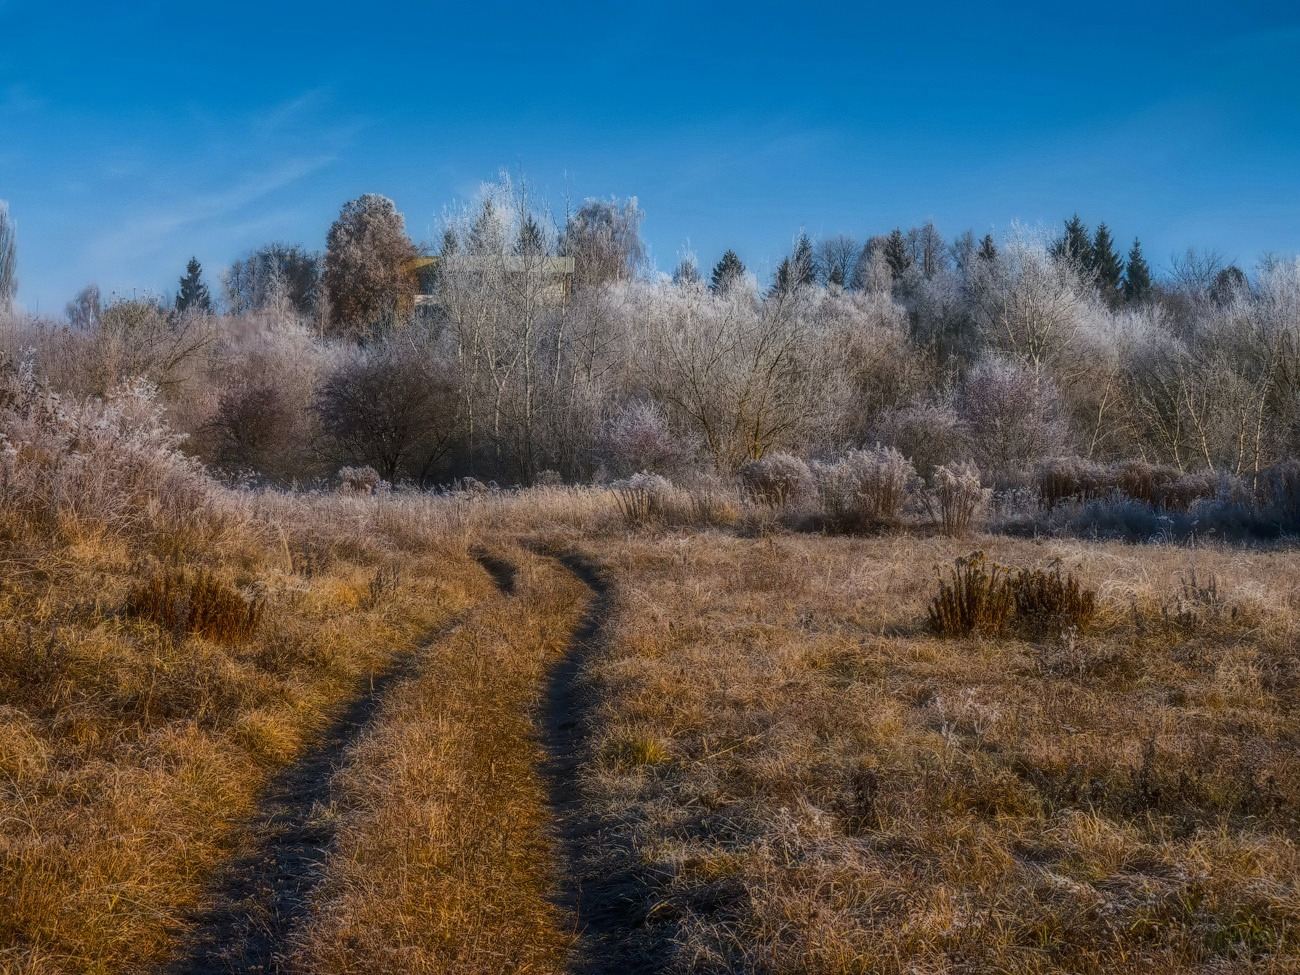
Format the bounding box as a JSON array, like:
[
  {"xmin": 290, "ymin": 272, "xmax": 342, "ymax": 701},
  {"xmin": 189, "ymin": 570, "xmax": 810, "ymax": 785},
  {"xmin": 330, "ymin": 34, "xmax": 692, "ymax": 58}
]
[
  {"xmin": 0, "ymin": 504, "xmax": 489, "ymax": 974},
  {"xmin": 284, "ymin": 545, "xmax": 589, "ymax": 974},
  {"xmin": 578, "ymin": 531, "xmax": 1300, "ymax": 973}
]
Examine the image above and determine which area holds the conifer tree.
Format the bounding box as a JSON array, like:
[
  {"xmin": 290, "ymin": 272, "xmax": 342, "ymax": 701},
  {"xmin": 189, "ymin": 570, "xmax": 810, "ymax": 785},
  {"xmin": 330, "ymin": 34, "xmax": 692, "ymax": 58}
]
[
  {"xmin": 1123, "ymin": 238, "xmax": 1152, "ymax": 304},
  {"xmin": 1091, "ymin": 223, "xmax": 1124, "ymax": 301},
  {"xmin": 175, "ymin": 256, "xmax": 212, "ymax": 315},
  {"xmin": 881, "ymin": 228, "xmax": 912, "ymax": 278},
  {"xmin": 515, "ymin": 215, "xmax": 546, "ymax": 256},
  {"xmin": 1051, "ymin": 214, "xmax": 1093, "ymax": 269},
  {"xmin": 978, "ymin": 233, "xmax": 997, "ymax": 263},
  {"xmin": 710, "ymin": 250, "xmax": 746, "ymax": 293},
  {"xmin": 673, "ymin": 257, "xmax": 701, "ymax": 286},
  {"xmin": 790, "ymin": 233, "xmax": 816, "ymax": 288}
]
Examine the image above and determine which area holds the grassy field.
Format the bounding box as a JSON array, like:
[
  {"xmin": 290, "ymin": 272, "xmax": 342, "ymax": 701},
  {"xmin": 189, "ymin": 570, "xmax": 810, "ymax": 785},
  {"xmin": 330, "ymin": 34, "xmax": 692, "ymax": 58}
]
[
  {"xmin": 2, "ymin": 483, "xmax": 1298, "ymax": 973},
  {"xmin": 577, "ymin": 531, "xmax": 1300, "ymax": 973}
]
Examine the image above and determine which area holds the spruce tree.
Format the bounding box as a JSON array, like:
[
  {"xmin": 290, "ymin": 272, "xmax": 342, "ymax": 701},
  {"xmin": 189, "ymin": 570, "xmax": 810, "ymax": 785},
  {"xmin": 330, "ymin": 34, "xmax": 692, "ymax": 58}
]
[
  {"xmin": 710, "ymin": 250, "xmax": 746, "ymax": 293},
  {"xmin": 673, "ymin": 257, "xmax": 701, "ymax": 286},
  {"xmin": 1051, "ymin": 214, "xmax": 1093, "ymax": 269},
  {"xmin": 1123, "ymin": 238, "xmax": 1152, "ymax": 304},
  {"xmin": 175, "ymin": 257, "xmax": 212, "ymax": 315},
  {"xmin": 515, "ymin": 215, "xmax": 546, "ymax": 256},
  {"xmin": 882, "ymin": 228, "xmax": 912, "ymax": 278},
  {"xmin": 978, "ymin": 234, "xmax": 997, "ymax": 263},
  {"xmin": 790, "ymin": 233, "xmax": 816, "ymax": 288},
  {"xmin": 1091, "ymin": 223, "xmax": 1124, "ymax": 301}
]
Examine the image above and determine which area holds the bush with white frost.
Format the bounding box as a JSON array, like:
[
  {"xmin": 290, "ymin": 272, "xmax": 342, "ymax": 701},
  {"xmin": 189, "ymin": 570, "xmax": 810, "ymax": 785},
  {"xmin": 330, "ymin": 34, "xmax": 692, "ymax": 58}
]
[
  {"xmin": 924, "ymin": 461, "xmax": 989, "ymax": 536},
  {"xmin": 337, "ymin": 465, "xmax": 387, "ymax": 495},
  {"xmin": 611, "ymin": 471, "xmax": 673, "ymax": 524},
  {"xmin": 0, "ymin": 356, "xmax": 216, "ymax": 542},
  {"xmin": 813, "ymin": 446, "xmax": 917, "ymax": 531},
  {"xmin": 601, "ymin": 400, "xmax": 695, "ymax": 476},
  {"xmin": 738, "ymin": 453, "xmax": 814, "ymax": 509}
]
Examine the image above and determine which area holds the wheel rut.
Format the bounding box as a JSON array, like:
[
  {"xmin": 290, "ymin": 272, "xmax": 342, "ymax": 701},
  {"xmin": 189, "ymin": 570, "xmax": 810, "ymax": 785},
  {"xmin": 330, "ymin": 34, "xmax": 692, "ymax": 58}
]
[
  {"xmin": 168, "ymin": 554, "xmax": 515, "ymax": 974},
  {"xmin": 542, "ymin": 551, "xmax": 669, "ymax": 975}
]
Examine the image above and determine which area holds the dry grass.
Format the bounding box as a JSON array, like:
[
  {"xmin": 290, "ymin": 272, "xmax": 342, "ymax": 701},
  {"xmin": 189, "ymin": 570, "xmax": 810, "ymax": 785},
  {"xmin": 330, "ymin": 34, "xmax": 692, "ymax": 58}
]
[
  {"xmin": 0, "ymin": 495, "xmax": 489, "ymax": 974},
  {"xmin": 284, "ymin": 544, "xmax": 589, "ymax": 973},
  {"xmin": 579, "ymin": 531, "xmax": 1300, "ymax": 973}
]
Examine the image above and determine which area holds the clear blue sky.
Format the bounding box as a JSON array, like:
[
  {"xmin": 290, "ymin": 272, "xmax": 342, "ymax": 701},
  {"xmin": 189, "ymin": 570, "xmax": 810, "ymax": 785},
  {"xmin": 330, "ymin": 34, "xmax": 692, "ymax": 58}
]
[{"xmin": 2, "ymin": 0, "xmax": 1298, "ymax": 312}]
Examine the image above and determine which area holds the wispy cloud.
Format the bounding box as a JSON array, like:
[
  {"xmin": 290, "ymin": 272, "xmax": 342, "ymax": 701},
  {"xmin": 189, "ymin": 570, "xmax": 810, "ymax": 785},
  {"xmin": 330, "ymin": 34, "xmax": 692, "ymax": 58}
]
[{"xmin": 87, "ymin": 154, "xmax": 336, "ymax": 262}]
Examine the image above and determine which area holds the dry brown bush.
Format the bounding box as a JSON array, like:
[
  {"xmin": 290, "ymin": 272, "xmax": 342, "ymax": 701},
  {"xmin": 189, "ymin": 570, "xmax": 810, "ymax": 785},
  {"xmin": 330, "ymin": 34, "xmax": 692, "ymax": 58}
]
[
  {"xmin": 927, "ymin": 550, "xmax": 1014, "ymax": 636},
  {"xmin": 126, "ymin": 567, "xmax": 264, "ymax": 644}
]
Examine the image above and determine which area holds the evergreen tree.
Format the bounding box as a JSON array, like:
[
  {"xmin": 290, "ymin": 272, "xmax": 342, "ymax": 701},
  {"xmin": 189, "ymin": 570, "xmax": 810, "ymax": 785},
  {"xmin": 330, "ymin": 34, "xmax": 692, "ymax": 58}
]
[
  {"xmin": 1123, "ymin": 238, "xmax": 1152, "ymax": 304},
  {"xmin": 175, "ymin": 257, "xmax": 212, "ymax": 315},
  {"xmin": 439, "ymin": 227, "xmax": 460, "ymax": 256},
  {"xmin": 1051, "ymin": 214, "xmax": 1093, "ymax": 269},
  {"xmin": 881, "ymin": 228, "xmax": 912, "ymax": 278},
  {"xmin": 1091, "ymin": 223, "xmax": 1124, "ymax": 301},
  {"xmin": 673, "ymin": 257, "xmax": 701, "ymax": 286},
  {"xmin": 515, "ymin": 215, "xmax": 546, "ymax": 256},
  {"xmin": 710, "ymin": 250, "xmax": 746, "ymax": 293},
  {"xmin": 771, "ymin": 257, "xmax": 794, "ymax": 296},
  {"xmin": 978, "ymin": 233, "xmax": 997, "ymax": 263},
  {"xmin": 790, "ymin": 233, "xmax": 816, "ymax": 288}
]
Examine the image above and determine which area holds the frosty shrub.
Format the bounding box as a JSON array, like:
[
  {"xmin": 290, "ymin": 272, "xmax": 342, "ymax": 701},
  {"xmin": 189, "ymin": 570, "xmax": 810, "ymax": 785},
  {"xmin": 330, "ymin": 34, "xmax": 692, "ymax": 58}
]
[
  {"xmin": 337, "ymin": 465, "xmax": 386, "ymax": 495},
  {"xmin": 0, "ymin": 357, "xmax": 218, "ymax": 545},
  {"xmin": 1259, "ymin": 460, "xmax": 1300, "ymax": 529},
  {"xmin": 738, "ymin": 453, "xmax": 814, "ymax": 509},
  {"xmin": 814, "ymin": 446, "xmax": 918, "ymax": 531},
  {"xmin": 612, "ymin": 471, "xmax": 673, "ymax": 525},
  {"xmin": 925, "ymin": 462, "xmax": 989, "ymax": 536},
  {"xmin": 957, "ymin": 358, "xmax": 1068, "ymax": 482},
  {"xmin": 601, "ymin": 400, "xmax": 693, "ymax": 476},
  {"xmin": 536, "ymin": 469, "xmax": 564, "ymax": 487},
  {"xmin": 1036, "ymin": 457, "xmax": 1114, "ymax": 508},
  {"xmin": 870, "ymin": 401, "xmax": 968, "ymax": 480}
]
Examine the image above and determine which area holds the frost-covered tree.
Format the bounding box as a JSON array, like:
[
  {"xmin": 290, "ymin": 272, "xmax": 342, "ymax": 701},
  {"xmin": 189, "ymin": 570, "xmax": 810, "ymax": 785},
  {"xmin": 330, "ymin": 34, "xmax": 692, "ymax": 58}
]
[
  {"xmin": 772, "ymin": 234, "xmax": 816, "ymax": 296},
  {"xmin": 0, "ymin": 202, "xmax": 15, "ymax": 314},
  {"xmin": 224, "ymin": 243, "xmax": 321, "ymax": 319},
  {"xmin": 323, "ymin": 194, "xmax": 419, "ymax": 339},
  {"xmin": 673, "ymin": 255, "xmax": 701, "ymax": 287},
  {"xmin": 881, "ymin": 229, "xmax": 912, "ymax": 279},
  {"xmin": 66, "ymin": 284, "xmax": 102, "ymax": 330},
  {"xmin": 175, "ymin": 257, "xmax": 213, "ymax": 315},
  {"xmin": 710, "ymin": 250, "xmax": 746, "ymax": 293},
  {"xmin": 906, "ymin": 222, "xmax": 948, "ymax": 279},
  {"xmin": 560, "ymin": 197, "xmax": 644, "ymax": 290},
  {"xmin": 817, "ymin": 235, "xmax": 858, "ymax": 287}
]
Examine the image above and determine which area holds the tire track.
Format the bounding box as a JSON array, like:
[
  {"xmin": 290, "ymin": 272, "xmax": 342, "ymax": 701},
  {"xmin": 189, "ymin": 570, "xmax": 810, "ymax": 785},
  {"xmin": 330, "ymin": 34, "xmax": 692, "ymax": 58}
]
[
  {"xmin": 542, "ymin": 551, "xmax": 670, "ymax": 974},
  {"xmin": 169, "ymin": 555, "xmax": 514, "ymax": 974}
]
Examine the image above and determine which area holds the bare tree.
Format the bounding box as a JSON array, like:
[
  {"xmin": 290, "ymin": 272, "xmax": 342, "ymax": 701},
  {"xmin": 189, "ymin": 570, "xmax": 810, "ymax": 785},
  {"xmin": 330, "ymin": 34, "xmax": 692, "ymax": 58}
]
[
  {"xmin": 817, "ymin": 235, "xmax": 858, "ymax": 288},
  {"xmin": 0, "ymin": 202, "xmax": 15, "ymax": 314}
]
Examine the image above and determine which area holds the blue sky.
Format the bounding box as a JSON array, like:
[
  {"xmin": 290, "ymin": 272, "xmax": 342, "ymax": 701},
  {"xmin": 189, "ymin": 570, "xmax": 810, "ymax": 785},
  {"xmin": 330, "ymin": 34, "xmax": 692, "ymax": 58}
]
[{"xmin": 2, "ymin": 0, "xmax": 1298, "ymax": 312}]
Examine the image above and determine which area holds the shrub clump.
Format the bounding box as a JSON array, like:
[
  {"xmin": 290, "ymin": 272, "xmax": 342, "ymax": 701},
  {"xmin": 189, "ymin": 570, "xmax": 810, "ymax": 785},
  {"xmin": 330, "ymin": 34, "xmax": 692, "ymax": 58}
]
[
  {"xmin": 612, "ymin": 471, "xmax": 673, "ymax": 525},
  {"xmin": 126, "ymin": 567, "xmax": 264, "ymax": 644},
  {"xmin": 927, "ymin": 552, "xmax": 1014, "ymax": 637},
  {"xmin": 929, "ymin": 552, "xmax": 1098, "ymax": 637},
  {"xmin": 813, "ymin": 446, "xmax": 917, "ymax": 531},
  {"xmin": 738, "ymin": 453, "xmax": 814, "ymax": 509},
  {"xmin": 1012, "ymin": 561, "xmax": 1097, "ymax": 633},
  {"xmin": 337, "ymin": 465, "xmax": 386, "ymax": 495},
  {"xmin": 925, "ymin": 461, "xmax": 989, "ymax": 536}
]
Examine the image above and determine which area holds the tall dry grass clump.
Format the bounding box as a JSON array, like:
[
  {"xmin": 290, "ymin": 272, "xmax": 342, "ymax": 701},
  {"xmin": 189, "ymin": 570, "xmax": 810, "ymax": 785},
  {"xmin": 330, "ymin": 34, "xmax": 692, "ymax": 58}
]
[
  {"xmin": 925, "ymin": 460, "xmax": 988, "ymax": 536},
  {"xmin": 927, "ymin": 550, "xmax": 1014, "ymax": 635},
  {"xmin": 126, "ymin": 567, "xmax": 265, "ymax": 644},
  {"xmin": 813, "ymin": 446, "xmax": 917, "ymax": 531}
]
